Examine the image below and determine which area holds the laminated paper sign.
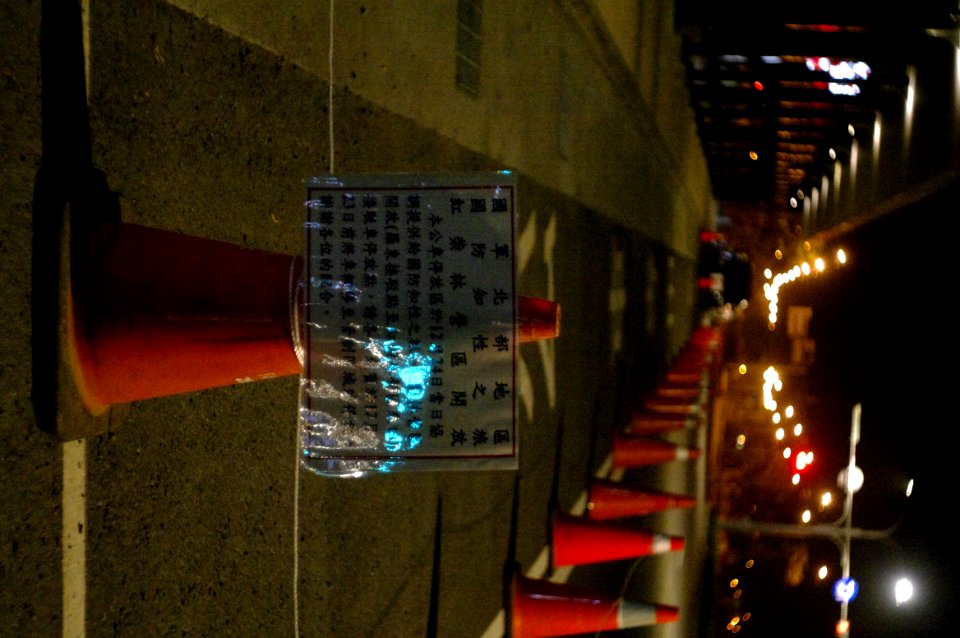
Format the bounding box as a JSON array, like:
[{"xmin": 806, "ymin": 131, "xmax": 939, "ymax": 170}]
[{"xmin": 300, "ymin": 172, "xmax": 517, "ymax": 476}]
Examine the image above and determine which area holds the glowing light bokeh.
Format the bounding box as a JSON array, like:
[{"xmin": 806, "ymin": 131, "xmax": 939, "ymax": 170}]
[{"xmin": 894, "ymin": 578, "xmax": 914, "ymax": 605}]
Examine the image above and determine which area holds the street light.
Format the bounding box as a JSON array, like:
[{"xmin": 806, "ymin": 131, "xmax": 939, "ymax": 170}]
[
  {"xmin": 835, "ymin": 403, "xmax": 863, "ymax": 631},
  {"xmin": 720, "ymin": 402, "xmax": 913, "ymax": 634},
  {"xmin": 894, "ymin": 577, "xmax": 914, "ymax": 606}
]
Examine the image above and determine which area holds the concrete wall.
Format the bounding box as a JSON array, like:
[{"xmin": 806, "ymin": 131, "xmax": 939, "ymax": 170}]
[
  {"xmin": 82, "ymin": 0, "xmax": 712, "ymax": 353},
  {"xmin": 168, "ymin": 0, "xmax": 715, "ymax": 256}
]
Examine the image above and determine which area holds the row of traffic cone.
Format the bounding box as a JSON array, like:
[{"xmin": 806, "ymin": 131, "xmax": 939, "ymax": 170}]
[
  {"xmin": 66, "ymin": 219, "xmax": 717, "ymax": 636},
  {"xmin": 66, "ymin": 219, "xmax": 722, "ymax": 422},
  {"xmin": 508, "ymin": 324, "xmax": 724, "ymax": 637},
  {"xmin": 611, "ymin": 324, "xmax": 725, "ymax": 469},
  {"xmin": 510, "ymin": 507, "xmax": 687, "ymax": 638}
]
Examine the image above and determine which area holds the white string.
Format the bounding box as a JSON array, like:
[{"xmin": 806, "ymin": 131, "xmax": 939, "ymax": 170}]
[
  {"xmin": 292, "ymin": 416, "xmax": 301, "ymax": 638},
  {"xmin": 294, "ymin": 4, "xmax": 336, "ymax": 636},
  {"xmin": 292, "ymin": 252, "xmax": 302, "ymax": 638},
  {"xmin": 328, "ymin": 0, "xmax": 335, "ymax": 174}
]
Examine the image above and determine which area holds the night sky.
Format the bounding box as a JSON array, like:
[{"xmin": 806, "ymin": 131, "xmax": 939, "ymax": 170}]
[{"xmin": 769, "ymin": 176, "xmax": 960, "ymax": 637}]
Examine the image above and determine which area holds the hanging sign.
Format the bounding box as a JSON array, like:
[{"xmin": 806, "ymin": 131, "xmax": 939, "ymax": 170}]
[{"xmin": 300, "ymin": 172, "xmax": 518, "ymax": 477}]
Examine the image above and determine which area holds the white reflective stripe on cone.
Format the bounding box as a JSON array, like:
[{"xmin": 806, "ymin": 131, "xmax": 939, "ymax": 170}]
[
  {"xmin": 651, "ymin": 534, "xmax": 675, "ymax": 554},
  {"xmin": 618, "ymin": 601, "xmax": 679, "ymax": 628}
]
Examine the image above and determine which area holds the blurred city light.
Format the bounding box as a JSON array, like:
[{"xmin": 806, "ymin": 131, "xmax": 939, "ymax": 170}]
[
  {"xmin": 833, "ymin": 577, "xmax": 859, "ymax": 603},
  {"xmin": 894, "ymin": 577, "xmax": 914, "ymax": 605},
  {"xmin": 837, "ymin": 465, "xmax": 864, "ymax": 494},
  {"xmin": 760, "ymin": 246, "xmax": 849, "ymax": 325}
]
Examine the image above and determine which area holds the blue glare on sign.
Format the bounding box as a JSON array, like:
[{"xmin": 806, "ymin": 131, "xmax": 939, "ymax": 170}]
[
  {"xmin": 381, "ymin": 339, "xmax": 404, "ymax": 356},
  {"xmin": 398, "ymin": 364, "xmax": 430, "ymax": 401},
  {"xmin": 384, "ymin": 429, "xmax": 403, "ymax": 452},
  {"xmin": 366, "ymin": 338, "xmax": 437, "ymax": 452},
  {"xmin": 833, "ymin": 577, "xmax": 859, "ymax": 603}
]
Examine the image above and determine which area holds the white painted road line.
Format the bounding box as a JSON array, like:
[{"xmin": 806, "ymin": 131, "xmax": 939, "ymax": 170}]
[
  {"xmin": 63, "ymin": 5, "xmax": 92, "ymax": 636},
  {"xmin": 62, "ymin": 438, "xmax": 86, "ymax": 638}
]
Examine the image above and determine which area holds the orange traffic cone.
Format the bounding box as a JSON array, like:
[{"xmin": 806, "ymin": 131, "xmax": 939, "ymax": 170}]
[
  {"xmin": 611, "ymin": 433, "xmax": 699, "ymax": 468},
  {"xmin": 654, "ymin": 380, "xmax": 707, "ymax": 402},
  {"xmin": 68, "ymin": 221, "xmax": 560, "ymax": 415},
  {"xmin": 68, "ymin": 222, "xmax": 302, "ymax": 415},
  {"xmin": 624, "ymin": 411, "xmax": 700, "ymax": 435},
  {"xmin": 664, "ymin": 368, "xmax": 708, "ymax": 386},
  {"xmin": 510, "ymin": 572, "xmax": 679, "ymax": 638},
  {"xmin": 551, "ymin": 511, "xmax": 684, "ymax": 566},
  {"xmin": 586, "ymin": 480, "xmax": 697, "ymax": 520},
  {"xmin": 689, "ymin": 325, "xmax": 723, "ymax": 349},
  {"xmin": 518, "ymin": 294, "xmax": 561, "ymax": 342},
  {"xmin": 671, "ymin": 349, "xmax": 714, "ymax": 368},
  {"xmin": 643, "ymin": 394, "xmax": 703, "ymax": 416}
]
